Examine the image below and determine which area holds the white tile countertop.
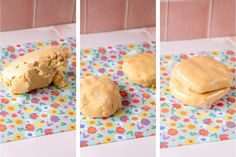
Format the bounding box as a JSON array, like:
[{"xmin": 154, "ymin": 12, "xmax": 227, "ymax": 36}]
[
  {"xmin": 0, "ymin": 23, "xmax": 76, "ymax": 47},
  {"xmin": 161, "ymin": 36, "xmax": 236, "ymax": 55},
  {"xmin": 80, "ymin": 27, "xmax": 156, "ymax": 49},
  {"xmin": 1, "ymin": 131, "xmax": 76, "ymax": 157}
]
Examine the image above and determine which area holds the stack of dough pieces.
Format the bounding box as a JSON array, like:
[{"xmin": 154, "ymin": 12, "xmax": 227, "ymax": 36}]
[
  {"xmin": 170, "ymin": 56, "xmax": 233, "ymax": 107},
  {"xmin": 0, "ymin": 46, "xmax": 71, "ymax": 94}
]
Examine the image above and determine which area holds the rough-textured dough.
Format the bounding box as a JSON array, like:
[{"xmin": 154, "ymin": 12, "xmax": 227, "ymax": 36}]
[
  {"xmin": 171, "ymin": 56, "xmax": 233, "ymax": 94},
  {"xmin": 0, "ymin": 46, "xmax": 70, "ymax": 94},
  {"xmin": 123, "ymin": 53, "xmax": 156, "ymax": 87},
  {"xmin": 53, "ymin": 69, "xmax": 67, "ymax": 88},
  {"xmin": 169, "ymin": 78, "xmax": 230, "ymax": 107},
  {"xmin": 80, "ymin": 75, "xmax": 122, "ymax": 118}
]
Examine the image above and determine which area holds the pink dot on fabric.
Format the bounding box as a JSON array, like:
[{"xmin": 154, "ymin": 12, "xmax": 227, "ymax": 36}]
[{"xmin": 10, "ymin": 54, "xmax": 16, "ymax": 59}]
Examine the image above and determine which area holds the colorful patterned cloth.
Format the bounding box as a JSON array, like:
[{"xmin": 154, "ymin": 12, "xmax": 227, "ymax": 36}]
[
  {"xmin": 0, "ymin": 37, "xmax": 76, "ymax": 143},
  {"xmin": 80, "ymin": 42, "xmax": 156, "ymax": 147},
  {"xmin": 160, "ymin": 51, "xmax": 236, "ymax": 148}
]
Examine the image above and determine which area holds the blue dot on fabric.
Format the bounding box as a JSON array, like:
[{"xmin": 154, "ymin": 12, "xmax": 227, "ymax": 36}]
[{"xmin": 160, "ymin": 126, "xmax": 165, "ymax": 130}]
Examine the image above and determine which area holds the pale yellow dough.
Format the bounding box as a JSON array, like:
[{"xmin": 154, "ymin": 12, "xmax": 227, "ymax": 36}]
[
  {"xmin": 80, "ymin": 75, "xmax": 122, "ymax": 118},
  {"xmin": 171, "ymin": 56, "xmax": 233, "ymax": 94},
  {"xmin": 0, "ymin": 46, "xmax": 70, "ymax": 94},
  {"xmin": 123, "ymin": 53, "xmax": 156, "ymax": 87},
  {"xmin": 169, "ymin": 78, "xmax": 230, "ymax": 107}
]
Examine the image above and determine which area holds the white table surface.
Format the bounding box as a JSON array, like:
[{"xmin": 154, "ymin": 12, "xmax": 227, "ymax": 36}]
[
  {"xmin": 1, "ymin": 23, "xmax": 236, "ymax": 157},
  {"xmin": 160, "ymin": 36, "xmax": 236, "ymax": 157},
  {"xmin": 0, "ymin": 24, "xmax": 157, "ymax": 157},
  {"xmin": 81, "ymin": 29, "xmax": 236, "ymax": 157},
  {"xmin": 80, "ymin": 27, "xmax": 157, "ymax": 157},
  {"xmin": 0, "ymin": 24, "xmax": 77, "ymax": 157}
]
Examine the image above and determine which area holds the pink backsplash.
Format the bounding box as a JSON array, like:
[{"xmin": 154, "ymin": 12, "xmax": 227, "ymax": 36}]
[
  {"xmin": 1, "ymin": 0, "xmax": 34, "ymax": 31},
  {"xmin": 161, "ymin": 0, "xmax": 236, "ymax": 41},
  {"xmin": 210, "ymin": 0, "xmax": 235, "ymax": 37},
  {"xmin": 1, "ymin": 0, "xmax": 235, "ymax": 41},
  {"xmin": 160, "ymin": 2, "xmax": 167, "ymax": 41},
  {"xmin": 0, "ymin": 0, "xmax": 76, "ymax": 32},
  {"xmin": 35, "ymin": 0, "xmax": 75, "ymax": 27},
  {"xmin": 81, "ymin": 0, "xmax": 156, "ymax": 34},
  {"xmin": 0, "ymin": 0, "xmax": 156, "ymax": 33},
  {"xmin": 126, "ymin": 0, "xmax": 156, "ymax": 29},
  {"xmin": 168, "ymin": 0, "xmax": 209, "ymax": 41},
  {"xmin": 86, "ymin": 0, "xmax": 126, "ymax": 33}
]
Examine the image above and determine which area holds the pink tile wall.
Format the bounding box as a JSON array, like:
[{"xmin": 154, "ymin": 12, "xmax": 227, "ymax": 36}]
[
  {"xmin": 0, "ymin": 0, "xmax": 34, "ymax": 31},
  {"xmin": 86, "ymin": 0, "xmax": 126, "ymax": 33},
  {"xmin": 161, "ymin": 0, "xmax": 236, "ymax": 41},
  {"xmin": 160, "ymin": 2, "xmax": 167, "ymax": 41},
  {"xmin": 81, "ymin": 0, "xmax": 156, "ymax": 34},
  {"xmin": 210, "ymin": 0, "xmax": 235, "ymax": 37},
  {"xmin": 168, "ymin": 0, "xmax": 209, "ymax": 41},
  {"xmin": 0, "ymin": 0, "xmax": 76, "ymax": 32},
  {"xmin": 35, "ymin": 0, "xmax": 75, "ymax": 27},
  {"xmin": 80, "ymin": 0, "xmax": 86, "ymax": 34},
  {"xmin": 127, "ymin": 0, "xmax": 156, "ymax": 29},
  {"xmin": 73, "ymin": 1, "xmax": 76, "ymax": 23}
]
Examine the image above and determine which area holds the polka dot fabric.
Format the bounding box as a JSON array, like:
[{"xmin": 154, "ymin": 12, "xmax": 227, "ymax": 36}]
[
  {"xmin": 160, "ymin": 51, "xmax": 236, "ymax": 148},
  {"xmin": 80, "ymin": 42, "xmax": 156, "ymax": 147},
  {"xmin": 0, "ymin": 37, "xmax": 76, "ymax": 143}
]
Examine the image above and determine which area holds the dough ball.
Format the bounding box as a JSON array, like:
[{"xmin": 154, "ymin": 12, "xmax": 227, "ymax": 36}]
[
  {"xmin": 171, "ymin": 56, "xmax": 233, "ymax": 94},
  {"xmin": 169, "ymin": 78, "xmax": 230, "ymax": 107},
  {"xmin": 80, "ymin": 75, "xmax": 122, "ymax": 118},
  {"xmin": 0, "ymin": 46, "xmax": 70, "ymax": 94},
  {"xmin": 123, "ymin": 53, "xmax": 156, "ymax": 87}
]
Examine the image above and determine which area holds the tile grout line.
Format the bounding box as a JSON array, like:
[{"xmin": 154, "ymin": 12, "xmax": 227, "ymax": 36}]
[
  {"xmin": 165, "ymin": 0, "xmax": 169, "ymax": 41},
  {"xmin": 235, "ymin": 0, "xmax": 236, "ymax": 35},
  {"xmin": 32, "ymin": 0, "xmax": 37, "ymax": 28},
  {"xmin": 72, "ymin": 0, "xmax": 76, "ymax": 22},
  {"xmin": 0, "ymin": 0, "xmax": 2, "ymax": 32},
  {"xmin": 124, "ymin": 0, "xmax": 130, "ymax": 29},
  {"xmin": 84, "ymin": 0, "xmax": 87, "ymax": 33},
  {"xmin": 207, "ymin": 0, "xmax": 213, "ymax": 38}
]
